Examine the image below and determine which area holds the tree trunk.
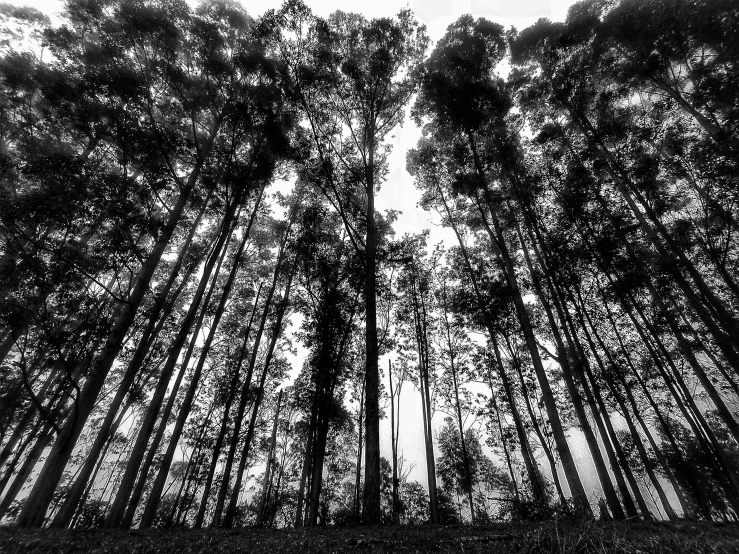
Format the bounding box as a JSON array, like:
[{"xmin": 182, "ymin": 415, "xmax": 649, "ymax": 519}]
[
  {"xmin": 354, "ymin": 380, "xmax": 364, "ymax": 519},
  {"xmin": 16, "ymin": 117, "xmax": 222, "ymax": 528},
  {"xmin": 609, "ymin": 379, "xmax": 680, "ymax": 521},
  {"xmin": 194, "ymin": 283, "xmax": 264, "ymax": 528},
  {"xmin": 222, "ymin": 270, "xmax": 294, "ymax": 528},
  {"xmin": 389, "ymin": 360, "xmax": 400, "ymax": 524},
  {"xmin": 509, "ymin": 336, "xmax": 567, "ymax": 505},
  {"xmin": 409, "ymin": 265, "xmax": 440, "ymax": 523},
  {"xmin": 487, "ymin": 373, "xmax": 519, "ymax": 502},
  {"xmin": 489, "ymin": 336, "xmax": 542, "ymax": 503},
  {"xmin": 106, "ymin": 206, "xmax": 237, "ymax": 528},
  {"xmin": 140, "ymin": 199, "xmax": 261, "ymax": 528},
  {"xmin": 362, "ymin": 148, "xmax": 381, "ymax": 524},
  {"xmin": 295, "ymin": 395, "xmax": 317, "ymax": 527},
  {"xmin": 257, "ymin": 390, "xmax": 283, "ymax": 526},
  {"xmin": 438, "ymin": 281, "xmax": 475, "ymax": 522},
  {"xmin": 307, "ymin": 409, "xmax": 330, "ymax": 526}
]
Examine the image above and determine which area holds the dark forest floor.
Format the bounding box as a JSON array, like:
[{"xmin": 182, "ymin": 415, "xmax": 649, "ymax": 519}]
[{"xmin": 2, "ymin": 521, "xmax": 739, "ymax": 553}]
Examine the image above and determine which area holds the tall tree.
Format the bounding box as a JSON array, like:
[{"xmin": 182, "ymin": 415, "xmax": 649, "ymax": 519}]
[{"xmin": 268, "ymin": 2, "xmax": 428, "ymax": 522}]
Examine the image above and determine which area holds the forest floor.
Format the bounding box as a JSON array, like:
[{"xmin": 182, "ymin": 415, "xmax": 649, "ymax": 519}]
[{"xmin": 1, "ymin": 520, "xmax": 739, "ymax": 553}]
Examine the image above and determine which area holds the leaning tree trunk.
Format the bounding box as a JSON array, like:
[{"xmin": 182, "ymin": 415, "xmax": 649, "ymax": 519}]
[
  {"xmin": 353, "ymin": 380, "xmax": 364, "ymax": 519},
  {"xmin": 139, "ymin": 202, "xmax": 261, "ymax": 528},
  {"xmin": 222, "ymin": 270, "xmax": 294, "ymax": 528},
  {"xmin": 295, "ymin": 395, "xmax": 317, "ymax": 527},
  {"xmin": 16, "ymin": 117, "xmax": 222, "ymax": 528},
  {"xmin": 509, "ymin": 337, "xmax": 566, "ymax": 505},
  {"xmin": 489, "ymin": 335, "xmax": 544, "ymax": 504},
  {"xmin": 50, "ymin": 209, "xmax": 207, "ymax": 528},
  {"xmin": 389, "ymin": 361, "xmax": 400, "ymax": 524},
  {"xmin": 105, "ymin": 206, "xmax": 237, "ymax": 528},
  {"xmin": 409, "ymin": 267, "xmax": 440, "ymax": 523}
]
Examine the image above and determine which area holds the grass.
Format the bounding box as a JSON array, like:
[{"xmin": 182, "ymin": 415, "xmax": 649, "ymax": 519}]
[{"xmin": 1, "ymin": 520, "xmax": 739, "ymax": 553}]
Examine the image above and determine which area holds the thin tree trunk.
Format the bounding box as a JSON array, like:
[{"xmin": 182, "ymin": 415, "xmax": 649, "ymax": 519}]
[
  {"xmin": 256, "ymin": 390, "xmax": 283, "ymax": 526},
  {"xmin": 139, "ymin": 202, "xmax": 261, "ymax": 528},
  {"xmin": 307, "ymin": 409, "xmax": 330, "ymax": 526},
  {"xmin": 106, "ymin": 207, "xmax": 237, "ymax": 528},
  {"xmin": 295, "ymin": 397, "xmax": 317, "ymax": 527},
  {"xmin": 508, "ymin": 336, "xmax": 566, "ymax": 505},
  {"xmin": 409, "ymin": 264, "xmax": 440, "ymax": 522},
  {"xmin": 354, "ymin": 380, "xmax": 364, "ymax": 519},
  {"xmin": 222, "ymin": 271, "xmax": 294, "ymax": 528},
  {"xmin": 16, "ymin": 117, "xmax": 222, "ymax": 528},
  {"xmin": 389, "ymin": 360, "xmax": 400, "ymax": 524},
  {"xmin": 210, "ymin": 223, "xmax": 291, "ymax": 528},
  {"xmin": 438, "ymin": 278, "xmax": 475, "ymax": 522},
  {"xmin": 362, "ymin": 147, "xmax": 381, "ymax": 524},
  {"xmin": 489, "ymin": 336, "xmax": 542, "ymax": 503},
  {"xmin": 194, "ymin": 283, "xmax": 264, "ymax": 528},
  {"xmin": 488, "ymin": 376, "xmax": 519, "ymax": 501}
]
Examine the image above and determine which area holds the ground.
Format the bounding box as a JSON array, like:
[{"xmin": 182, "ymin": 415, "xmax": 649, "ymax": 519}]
[{"xmin": 2, "ymin": 521, "xmax": 739, "ymax": 553}]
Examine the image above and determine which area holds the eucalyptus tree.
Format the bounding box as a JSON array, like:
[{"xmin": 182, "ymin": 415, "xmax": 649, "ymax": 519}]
[
  {"xmin": 267, "ymin": 2, "xmax": 428, "ymax": 521},
  {"xmin": 511, "ymin": 1, "xmax": 739, "ymax": 378},
  {"xmin": 410, "ymin": 15, "xmax": 591, "ymax": 515},
  {"xmin": 393, "ymin": 233, "xmax": 440, "ymax": 523},
  {"xmin": 436, "ymin": 419, "xmax": 513, "ymax": 522},
  {"xmin": 13, "ymin": 0, "xmax": 295, "ymax": 527},
  {"xmin": 431, "ymin": 263, "xmax": 478, "ymax": 521},
  {"xmin": 291, "ymin": 199, "xmax": 361, "ymax": 526}
]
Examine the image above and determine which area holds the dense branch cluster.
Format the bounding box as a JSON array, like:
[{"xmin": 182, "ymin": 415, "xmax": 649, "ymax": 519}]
[{"xmin": 0, "ymin": 0, "xmax": 737, "ymax": 529}]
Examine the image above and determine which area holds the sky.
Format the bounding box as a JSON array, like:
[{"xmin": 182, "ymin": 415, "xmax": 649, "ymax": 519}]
[{"xmin": 5, "ymin": 0, "xmax": 623, "ymax": 514}]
